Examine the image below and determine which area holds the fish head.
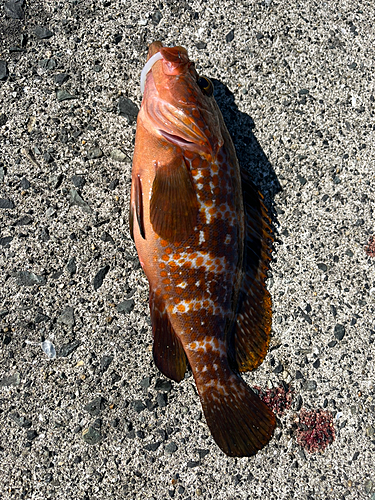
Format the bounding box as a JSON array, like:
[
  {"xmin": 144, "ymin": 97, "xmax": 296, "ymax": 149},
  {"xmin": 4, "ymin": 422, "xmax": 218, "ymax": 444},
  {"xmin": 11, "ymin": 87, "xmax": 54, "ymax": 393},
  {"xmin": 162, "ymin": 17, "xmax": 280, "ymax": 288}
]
[{"xmin": 139, "ymin": 41, "xmax": 223, "ymax": 157}]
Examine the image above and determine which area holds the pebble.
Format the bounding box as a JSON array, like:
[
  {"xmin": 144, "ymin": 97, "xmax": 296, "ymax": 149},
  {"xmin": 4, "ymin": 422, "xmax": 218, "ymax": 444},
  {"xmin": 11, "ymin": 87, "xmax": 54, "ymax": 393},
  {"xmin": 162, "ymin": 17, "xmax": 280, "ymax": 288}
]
[
  {"xmin": 20, "ymin": 177, "xmax": 30, "ymax": 190},
  {"xmin": 54, "ymin": 73, "xmax": 70, "ymax": 85},
  {"xmin": 87, "ymin": 147, "xmax": 103, "ymax": 160},
  {"xmin": 110, "ymin": 149, "xmax": 128, "ymax": 162},
  {"xmin": 365, "ymin": 479, "xmax": 373, "ymax": 494},
  {"xmin": 302, "ymin": 380, "xmax": 317, "ymax": 391},
  {"xmin": 0, "ymin": 373, "xmax": 20, "ymax": 387},
  {"xmin": 26, "ymin": 430, "xmax": 38, "ymax": 441},
  {"xmin": 57, "ymin": 306, "xmax": 75, "ymax": 328},
  {"xmin": 144, "ymin": 442, "xmax": 161, "ymax": 452},
  {"xmin": 157, "ymin": 393, "xmax": 168, "ymax": 408},
  {"xmin": 82, "ymin": 425, "xmax": 102, "ymax": 445},
  {"xmin": 100, "ymin": 231, "xmax": 114, "ymax": 244},
  {"xmin": 196, "ymin": 41, "xmax": 207, "ymax": 50},
  {"xmin": 151, "ymin": 10, "xmax": 162, "ymax": 25},
  {"xmin": 84, "ymin": 396, "xmax": 106, "ymax": 416},
  {"xmin": 9, "ymin": 412, "xmax": 32, "ymax": 428},
  {"xmin": 66, "ymin": 257, "xmax": 77, "ymax": 276},
  {"xmin": 226, "ymin": 29, "xmax": 235, "ymax": 43},
  {"xmin": 100, "ymin": 355, "xmax": 113, "ymax": 372},
  {"xmin": 334, "ymin": 324, "xmax": 345, "ymax": 341},
  {"xmin": 118, "ymin": 97, "xmax": 139, "ymax": 124},
  {"xmin": 0, "ymin": 114, "xmax": 8, "ymax": 126},
  {"xmin": 13, "ymin": 215, "xmax": 33, "ymax": 226},
  {"xmin": 155, "ymin": 379, "xmax": 172, "ymax": 392},
  {"xmin": 34, "ymin": 26, "xmax": 54, "ymax": 39},
  {"xmin": 93, "ymin": 265, "xmax": 110, "ymax": 291},
  {"xmin": 317, "ymin": 263, "xmax": 327, "ymax": 272},
  {"xmin": 16, "ymin": 270, "xmax": 46, "ymax": 286},
  {"xmin": 39, "ymin": 58, "xmax": 57, "ymax": 71},
  {"xmin": 108, "ymin": 179, "xmax": 119, "ymax": 191},
  {"xmin": 140, "ymin": 376, "xmax": 151, "ymax": 389},
  {"xmin": 0, "ymin": 198, "xmax": 15, "ymax": 209},
  {"xmin": 4, "ymin": 0, "xmax": 25, "ymax": 20},
  {"xmin": 116, "ymin": 299, "xmax": 134, "ymax": 314},
  {"xmin": 71, "ymin": 175, "xmax": 85, "ymax": 189},
  {"xmin": 132, "ymin": 400, "xmax": 146, "ymax": 413},
  {"xmin": 0, "ymin": 236, "xmax": 13, "ymax": 247},
  {"xmin": 0, "ymin": 61, "xmax": 8, "ymax": 81},
  {"xmin": 57, "ymin": 340, "xmax": 80, "ymax": 358},
  {"xmin": 187, "ymin": 461, "xmax": 200, "ymax": 468},
  {"xmin": 69, "ymin": 188, "xmax": 92, "ymax": 214},
  {"xmin": 56, "ymin": 90, "xmax": 77, "ymax": 102}
]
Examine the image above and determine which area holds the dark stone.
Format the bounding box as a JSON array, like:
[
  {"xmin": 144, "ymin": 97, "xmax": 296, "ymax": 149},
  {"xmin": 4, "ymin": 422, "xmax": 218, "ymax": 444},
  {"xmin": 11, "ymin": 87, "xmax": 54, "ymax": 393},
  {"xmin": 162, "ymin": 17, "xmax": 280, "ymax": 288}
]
[
  {"xmin": 108, "ymin": 178, "xmax": 119, "ymax": 190},
  {"xmin": 20, "ymin": 177, "xmax": 30, "ymax": 190},
  {"xmin": 26, "ymin": 430, "xmax": 38, "ymax": 441},
  {"xmin": 100, "ymin": 231, "xmax": 114, "ymax": 244},
  {"xmin": 0, "ymin": 236, "xmax": 13, "ymax": 247},
  {"xmin": 187, "ymin": 460, "xmax": 200, "ymax": 468},
  {"xmin": 113, "ymin": 33, "xmax": 123, "ymax": 44},
  {"xmin": 256, "ymin": 32, "xmax": 264, "ymax": 39},
  {"xmin": 40, "ymin": 228, "xmax": 50, "ymax": 242},
  {"xmin": 196, "ymin": 448, "xmax": 209, "ymax": 459},
  {"xmin": 157, "ymin": 392, "xmax": 167, "ymax": 408},
  {"xmin": 71, "ymin": 175, "xmax": 85, "ymax": 189},
  {"xmin": 0, "ymin": 113, "xmax": 7, "ymax": 126},
  {"xmin": 39, "ymin": 58, "xmax": 57, "ymax": 71},
  {"xmin": 34, "ymin": 26, "xmax": 54, "ymax": 39},
  {"xmin": 302, "ymin": 380, "xmax": 317, "ymax": 391},
  {"xmin": 295, "ymin": 370, "xmax": 304, "ymax": 380},
  {"xmin": 136, "ymin": 430, "xmax": 145, "ymax": 438},
  {"xmin": 330, "ymin": 305, "xmax": 337, "ymax": 317},
  {"xmin": 57, "ymin": 340, "xmax": 80, "ymax": 358},
  {"xmin": 56, "ymin": 90, "xmax": 77, "ymax": 102},
  {"xmin": 13, "ymin": 215, "xmax": 33, "ymax": 226},
  {"xmin": 196, "ymin": 41, "xmax": 207, "ymax": 50},
  {"xmin": 100, "ymin": 355, "xmax": 113, "ymax": 372},
  {"xmin": 299, "ymin": 89, "xmax": 309, "ymax": 95},
  {"xmin": 334, "ymin": 324, "xmax": 345, "ymax": 341},
  {"xmin": 43, "ymin": 152, "xmax": 53, "ymax": 164},
  {"xmin": 9, "ymin": 413, "xmax": 32, "ymax": 428},
  {"xmin": 144, "ymin": 442, "xmax": 161, "ymax": 452},
  {"xmin": 93, "ymin": 265, "xmax": 110, "ymax": 291},
  {"xmin": 16, "ymin": 271, "xmax": 46, "ymax": 286},
  {"xmin": 87, "ymin": 147, "xmax": 103, "ymax": 160},
  {"xmin": 118, "ymin": 97, "xmax": 139, "ymax": 124},
  {"xmin": 82, "ymin": 425, "xmax": 101, "ymax": 445},
  {"xmin": 140, "ymin": 376, "xmax": 151, "ymax": 389},
  {"xmin": 273, "ymin": 364, "xmax": 283, "ymax": 374},
  {"xmin": 0, "ymin": 61, "xmax": 8, "ymax": 81},
  {"xmin": 116, "ymin": 299, "xmax": 134, "ymax": 314},
  {"xmin": 0, "ymin": 198, "xmax": 15, "ymax": 209},
  {"xmin": 297, "ymin": 175, "xmax": 307, "ymax": 185},
  {"xmin": 226, "ymin": 29, "xmax": 235, "ymax": 43},
  {"xmin": 35, "ymin": 313, "xmax": 49, "ymax": 324},
  {"xmin": 317, "ymin": 263, "xmax": 327, "ymax": 272},
  {"xmin": 151, "ymin": 10, "xmax": 162, "ymax": 25},
  {"xmin": 69, "ymin": 188, "xmax": 92, "ymax": 213},
  {"xmin": 4, "ymin": 0, "xmax": 25, "ymax": 20},
  {"xmin": 132, "ymin": 400, "xmax": 146, "ymax": 413},
  {"xmin": 66, "ymin": 257, "xmax": 76, "ymax": 276},
  {"xmin": 57, "ymin": 306, "xmax": 75, "ymax": 327},
  {"xmin": 328, "ymin": 340, "xmax": 337, "ymax": 347},
  {"xmin": 54, "ymin": 73, "xmax": 70, "ymax": 85},
  {"xmin": 84, "ymin": 396, "xmax": 107, "ymax": 416},
  {"xmin": 155, "ymin": 379, "xmax": 172, "ymax": 392}
]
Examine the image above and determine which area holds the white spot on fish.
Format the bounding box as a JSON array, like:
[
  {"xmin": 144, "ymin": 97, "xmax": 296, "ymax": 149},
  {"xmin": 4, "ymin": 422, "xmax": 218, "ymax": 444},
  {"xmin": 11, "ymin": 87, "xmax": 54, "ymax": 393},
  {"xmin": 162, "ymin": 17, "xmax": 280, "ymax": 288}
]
[
  {"xmin": 199, "ymin": 230, "xmax": 205, "ymax": 244},
  {"xmin": 224, "ymin": 234, "xmax": 231, "ymax": 244}
]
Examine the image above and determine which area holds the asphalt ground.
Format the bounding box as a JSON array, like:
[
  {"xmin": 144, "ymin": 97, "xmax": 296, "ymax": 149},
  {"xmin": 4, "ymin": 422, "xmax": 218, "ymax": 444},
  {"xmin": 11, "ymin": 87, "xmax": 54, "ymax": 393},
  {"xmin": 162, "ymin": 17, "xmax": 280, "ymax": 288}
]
[{"xmin": 0, "ymin": 1, "xmax": 374, "ymax": 499}]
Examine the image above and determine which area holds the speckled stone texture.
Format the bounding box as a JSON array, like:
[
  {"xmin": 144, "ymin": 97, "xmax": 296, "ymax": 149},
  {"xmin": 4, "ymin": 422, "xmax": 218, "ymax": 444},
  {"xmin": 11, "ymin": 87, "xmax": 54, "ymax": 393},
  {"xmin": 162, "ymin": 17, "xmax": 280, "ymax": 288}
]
[{"xmin": 0, "ymin": 1, "xmax": 374, "ymax": 499}]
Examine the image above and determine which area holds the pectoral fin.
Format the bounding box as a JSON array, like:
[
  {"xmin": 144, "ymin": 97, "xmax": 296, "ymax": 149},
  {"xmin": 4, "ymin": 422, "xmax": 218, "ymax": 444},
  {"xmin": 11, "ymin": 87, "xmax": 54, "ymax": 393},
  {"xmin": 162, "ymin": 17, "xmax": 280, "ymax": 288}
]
[
  {"xmin": 150, "ymin": 157, "xmax": 198, "ymax": 242},
  {"xmin": 150, "ymin": 290, "xmax": 187, "ymax": 382},
  {"xmin": 233, "ymin": 169, "xmax": 273, "ymax": 372}
]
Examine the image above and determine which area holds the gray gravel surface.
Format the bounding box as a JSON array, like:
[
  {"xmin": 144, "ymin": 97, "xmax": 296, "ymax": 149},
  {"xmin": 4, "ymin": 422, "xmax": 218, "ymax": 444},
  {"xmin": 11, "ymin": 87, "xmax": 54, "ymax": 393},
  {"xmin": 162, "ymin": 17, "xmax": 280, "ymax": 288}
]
[{"xmin": 1, "ymin": 1, "xmax": 375, "ymax": 499}]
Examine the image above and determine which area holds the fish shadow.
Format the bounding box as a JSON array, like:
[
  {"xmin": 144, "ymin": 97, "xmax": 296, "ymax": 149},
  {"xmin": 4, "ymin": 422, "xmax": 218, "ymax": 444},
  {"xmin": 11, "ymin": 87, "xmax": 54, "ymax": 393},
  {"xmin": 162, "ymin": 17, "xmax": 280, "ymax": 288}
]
[{"xmin": 212, "ymin": 79, "xmax": 281, "ymax": 227}]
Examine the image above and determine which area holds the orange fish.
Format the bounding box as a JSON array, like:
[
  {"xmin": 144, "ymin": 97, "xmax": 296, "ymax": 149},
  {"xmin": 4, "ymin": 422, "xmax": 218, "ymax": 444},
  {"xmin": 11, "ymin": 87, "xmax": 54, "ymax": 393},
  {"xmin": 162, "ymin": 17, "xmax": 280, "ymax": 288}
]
[{"xmin": 130, "ymin": 41, "xmax": 276, "ymax": 456}]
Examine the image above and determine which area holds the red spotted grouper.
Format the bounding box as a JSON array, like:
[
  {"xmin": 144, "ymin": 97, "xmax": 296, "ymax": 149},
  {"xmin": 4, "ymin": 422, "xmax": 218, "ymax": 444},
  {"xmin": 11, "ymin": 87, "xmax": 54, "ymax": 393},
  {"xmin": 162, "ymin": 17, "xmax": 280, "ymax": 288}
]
[{"xmin": 130, "ymin": 41, "xmax": 276, "ymax": 456}]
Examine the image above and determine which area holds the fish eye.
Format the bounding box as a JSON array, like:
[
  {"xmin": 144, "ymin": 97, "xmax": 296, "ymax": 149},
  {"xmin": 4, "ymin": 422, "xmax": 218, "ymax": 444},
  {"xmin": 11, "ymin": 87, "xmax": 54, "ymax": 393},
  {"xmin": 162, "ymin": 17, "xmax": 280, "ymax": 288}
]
[{"xmin": 197, "ymin": 76, "xmax": 214, "ymax": 97}]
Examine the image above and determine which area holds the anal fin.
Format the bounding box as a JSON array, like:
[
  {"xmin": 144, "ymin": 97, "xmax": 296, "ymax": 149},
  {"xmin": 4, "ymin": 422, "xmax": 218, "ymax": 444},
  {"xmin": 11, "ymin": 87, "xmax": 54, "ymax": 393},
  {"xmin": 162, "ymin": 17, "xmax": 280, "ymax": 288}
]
[
  {"xmin": 150, "ymin": 290, "xmax": 187, "ymax": 382},
  {"xmin": 150, "ymin": 157, "xmax": 198, "ymax": 242},
  {"xmin": 233, "ymin": 169, "xmax": 273, "ymax": 372}
]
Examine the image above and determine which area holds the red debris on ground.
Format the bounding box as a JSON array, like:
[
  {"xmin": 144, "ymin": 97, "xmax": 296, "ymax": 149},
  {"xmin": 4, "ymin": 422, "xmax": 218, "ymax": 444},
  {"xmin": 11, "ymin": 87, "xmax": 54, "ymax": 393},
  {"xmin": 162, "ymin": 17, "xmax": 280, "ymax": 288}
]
[
  {"xmin": 253, "ymin": 384, "xmax": 293, "ymax": 415},
  {"xmin": 365, "ymin": 236, "xmax": 375, "ymax": 258},
  {"xmin": 296, "ymin": 408, "xmax": 335, "ymax": 453}
]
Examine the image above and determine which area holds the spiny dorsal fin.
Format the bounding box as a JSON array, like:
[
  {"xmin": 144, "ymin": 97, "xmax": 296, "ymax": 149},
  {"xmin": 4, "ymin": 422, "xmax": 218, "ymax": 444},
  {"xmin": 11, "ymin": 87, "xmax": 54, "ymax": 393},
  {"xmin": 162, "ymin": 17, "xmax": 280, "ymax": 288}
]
[
  {"xmin": 233, "ymin": 169, "xmax": 273, "ymax": 372},
  {"xmin": 150, "ymin": 290, "xmax": 187, "ymax": 382},
  {"xmin": 150, "ymin": 157, "xmax": 198, "ymax": 242}
]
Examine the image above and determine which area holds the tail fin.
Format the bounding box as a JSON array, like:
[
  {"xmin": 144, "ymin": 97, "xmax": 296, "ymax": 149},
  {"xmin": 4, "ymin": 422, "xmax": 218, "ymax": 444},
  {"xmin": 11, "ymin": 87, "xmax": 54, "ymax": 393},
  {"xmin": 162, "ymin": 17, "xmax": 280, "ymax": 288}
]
[{"xmin": 198, "ymin": 374, "xmax": 276, "ymax": 457}]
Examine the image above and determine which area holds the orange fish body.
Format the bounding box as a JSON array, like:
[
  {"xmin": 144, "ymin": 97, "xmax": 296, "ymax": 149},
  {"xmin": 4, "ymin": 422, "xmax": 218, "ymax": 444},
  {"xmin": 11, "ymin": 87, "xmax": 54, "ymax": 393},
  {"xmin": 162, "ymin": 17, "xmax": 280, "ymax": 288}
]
[{"xmin": 130, "ymin": 41, "xmax": 276, "ymax": 456}]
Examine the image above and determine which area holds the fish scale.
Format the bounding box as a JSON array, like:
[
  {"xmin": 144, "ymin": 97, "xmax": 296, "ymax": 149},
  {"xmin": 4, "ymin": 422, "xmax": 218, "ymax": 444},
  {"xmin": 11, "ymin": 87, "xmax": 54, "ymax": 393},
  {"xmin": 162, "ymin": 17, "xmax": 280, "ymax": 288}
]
[{"xmin": 130, "ymin": 41, "xmax": 276, "ymax": 456}]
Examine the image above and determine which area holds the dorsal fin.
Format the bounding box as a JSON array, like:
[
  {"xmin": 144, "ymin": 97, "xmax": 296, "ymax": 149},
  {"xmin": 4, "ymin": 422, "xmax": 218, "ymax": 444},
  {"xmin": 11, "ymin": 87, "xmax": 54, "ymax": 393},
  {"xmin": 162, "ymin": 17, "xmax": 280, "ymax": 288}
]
[
  {"xmin": 150, "ymin": 157, "xmax": 198, "ymax": 242},
  {"xmin": 232, "ymin": 169, "xmax": 273, "ymax": 372},
  {"xmin": 150, "ymin": 289, "xmax": 187, "ymax": 382}
]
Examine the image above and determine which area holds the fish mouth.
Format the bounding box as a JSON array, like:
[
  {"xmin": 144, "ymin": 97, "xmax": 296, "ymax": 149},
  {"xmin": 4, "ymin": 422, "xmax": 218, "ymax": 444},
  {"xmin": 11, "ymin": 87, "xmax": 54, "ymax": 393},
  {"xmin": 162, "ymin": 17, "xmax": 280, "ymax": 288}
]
[{"xmin": 140, "ymin": 51, "xmax": 163, "ymax": 94}]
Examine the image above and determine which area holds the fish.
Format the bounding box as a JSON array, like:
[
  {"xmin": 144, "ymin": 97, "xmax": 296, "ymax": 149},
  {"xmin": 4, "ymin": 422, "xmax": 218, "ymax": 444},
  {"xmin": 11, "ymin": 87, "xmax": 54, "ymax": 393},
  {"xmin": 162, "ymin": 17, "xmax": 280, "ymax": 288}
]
[{"xmin": 130, "ymin": 41, "xmax": 276, "ymax": 457}]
